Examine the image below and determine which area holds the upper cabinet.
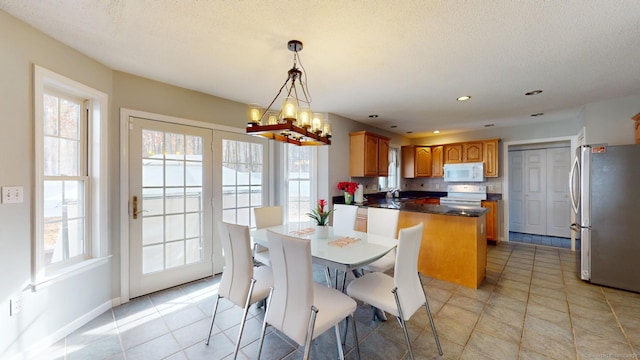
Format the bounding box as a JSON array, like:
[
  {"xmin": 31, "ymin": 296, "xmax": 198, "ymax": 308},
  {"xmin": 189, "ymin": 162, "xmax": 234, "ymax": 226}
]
[
  {"xmin": 432, "ymin": 145, "xmax": 444, "ymax": 177},
  {"xmin": 403, "ymin": 139, "xmax": 500, "ymax": 178},
  {"xmin": 483, "ymin": 139, "xmax": 499, "ymax": 177},
  {"xmin": 350, "ymin": 131, "xmax": 390, "ymax": 177},
  {"xmin": 463, "ymin": 142, "xmax": 483, "ymax": 162},
  {"xmin": 444, "ymin": 144, "xmax": 463, "ymax": 163},
  {"xmin": 401, "ymin": 145, "xmax": 432, "ymax": 178}
]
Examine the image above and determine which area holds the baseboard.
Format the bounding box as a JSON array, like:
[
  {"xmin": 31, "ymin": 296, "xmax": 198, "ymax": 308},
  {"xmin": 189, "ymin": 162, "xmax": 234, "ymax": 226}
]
[{"xmin": 8, "ymin": 299, "xmax": 115, "ymax": 360}]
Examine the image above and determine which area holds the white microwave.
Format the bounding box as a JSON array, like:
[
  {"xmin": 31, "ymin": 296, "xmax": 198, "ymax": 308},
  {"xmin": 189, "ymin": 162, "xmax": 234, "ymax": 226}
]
[{"xmin": 443, "ymin": 162, "xmax": 485, "ymax": 182}]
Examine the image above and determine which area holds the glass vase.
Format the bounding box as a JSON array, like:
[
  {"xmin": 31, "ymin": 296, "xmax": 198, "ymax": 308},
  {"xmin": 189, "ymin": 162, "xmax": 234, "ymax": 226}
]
[{"xmin": 344, "ymin": 192, "xmax": 353, "ymax": 205}]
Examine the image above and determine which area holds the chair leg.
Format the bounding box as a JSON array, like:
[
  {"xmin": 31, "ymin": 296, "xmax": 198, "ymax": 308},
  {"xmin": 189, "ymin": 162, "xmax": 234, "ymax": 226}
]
[
  {"xmin": 341, "ymin": 271, "xmax": 347, "ymax": 293},
  {"xmin": 257, "ymin": 287, "xmax": 274, "ymax": 360},
  {"xmin": 351, "ymin": 315, "xmax": 361, "ymax": 360},
  {"xmin": 233, "ymin": 278, "xmax": 256, "ymax": 359},
  {"xmin": 333, "ymin": 323, "xmax": 345, "ymax": 360},
  {"xmin": 418, "ymin": 273, "xmax": 443, "ymax": 356},
  {"xmin": 324, "ymin": 267, "xmax": 333, "ymax": 288},
  {"xmin": 303, "ymin": 306, "xmax": 319, "ymax": 360},
  {"xmin": 392, "ymin": 287, "xmax": 414, "ymax": 360},
  {"xmin": 205, "ymin": 294, "xmax": 221, "ymax": 345}
]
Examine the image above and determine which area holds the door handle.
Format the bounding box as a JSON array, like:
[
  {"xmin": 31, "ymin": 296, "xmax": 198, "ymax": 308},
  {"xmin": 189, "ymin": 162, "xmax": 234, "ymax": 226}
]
[{"xmin": 132, "ymin": 196, "xmax": 145, "ymax": 219}]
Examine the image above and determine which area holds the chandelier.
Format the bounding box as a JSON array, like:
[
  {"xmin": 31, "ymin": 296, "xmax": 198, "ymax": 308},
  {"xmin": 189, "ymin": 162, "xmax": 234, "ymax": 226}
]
[{"xmin": 245, "ymin": 40, "xmax": 331, "ymax": 146}]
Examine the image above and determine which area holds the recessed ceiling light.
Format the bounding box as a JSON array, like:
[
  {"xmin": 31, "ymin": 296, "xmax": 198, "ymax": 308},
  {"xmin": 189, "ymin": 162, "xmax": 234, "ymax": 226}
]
[
  {"xmin": 457, "ymin": 96, "xmax": 471, "ymax": 101},
  {"xmin": 525, "ymin": 90, "xmax": 543, "ymax": 96},
  {"xmin": 390, "ymin": 125, "xmax": 397, "ymax": 128},
  {"xmin": 406, "ymin": 131, "xmax": 413, "ymax": 134},
  {"xmin": 368, "ymin": 114, "xmax": 379, "ymax": 118},
  {"xmin": 484, "ymin": 124, "xmax": 494, "ymax": 128},
  {"xmin": 531, "ymin": 113, "xmax": 545, "ymax": 117},
  {"xmin": 433, "ymin": 130, "xmax": 440, "ymax": 134}
]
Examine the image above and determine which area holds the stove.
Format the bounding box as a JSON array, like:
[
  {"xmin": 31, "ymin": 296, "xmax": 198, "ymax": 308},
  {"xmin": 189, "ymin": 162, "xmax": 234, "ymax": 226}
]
[{"xmin": 439, "ymin": 184, "xmax": 487, "ymax": 208}]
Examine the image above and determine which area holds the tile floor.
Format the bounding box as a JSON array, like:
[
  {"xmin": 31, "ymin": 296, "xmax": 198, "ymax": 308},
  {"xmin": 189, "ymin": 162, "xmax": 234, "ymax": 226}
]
[
  {"xmin": 509, "ymin": 231, "xmax": 577, "ymax": 250},
  {"xmin": 38, "ymin": 242, "xmax": 640, "ymax": 360}
]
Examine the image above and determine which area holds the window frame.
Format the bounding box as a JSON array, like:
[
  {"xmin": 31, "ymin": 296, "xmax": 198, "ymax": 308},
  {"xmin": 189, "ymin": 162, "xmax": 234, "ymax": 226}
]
[
  {"xmin": 379, "ymin": 145, "xmax": 400, "ymax": 191},
  {"xmin": 34, "ymin": 65, "xmax": 109, "ymax": 286}
]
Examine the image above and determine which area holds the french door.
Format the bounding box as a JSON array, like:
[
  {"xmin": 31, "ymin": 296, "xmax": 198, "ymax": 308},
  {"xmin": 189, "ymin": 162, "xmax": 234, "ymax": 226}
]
[{"xmin": 128, "ymin": 117, "xmax": 213, "ymax": 298}]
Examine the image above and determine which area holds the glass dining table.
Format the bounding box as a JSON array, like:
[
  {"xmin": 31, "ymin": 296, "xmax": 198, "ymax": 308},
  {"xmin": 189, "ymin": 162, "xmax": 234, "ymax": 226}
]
[{"xmin": 251, "ymin": 222, "xmax": 397, "ymax": 284}]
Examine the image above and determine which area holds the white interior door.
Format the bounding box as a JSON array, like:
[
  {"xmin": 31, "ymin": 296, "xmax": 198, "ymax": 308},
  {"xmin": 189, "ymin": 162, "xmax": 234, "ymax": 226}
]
[
  {"xmin": 546, "ymin": 147, "xmax": 571, "ymax": 237},
  {"xmin": 508, "ymin": 151, "xmax": 525, "ymax": 232},
  {"xmin": 129, "ymin": 117, "xmax": 213, "ymax": 298},
  {"xmin": 524, "ymin": 149, "xmax": 547, "ymax": 234}
]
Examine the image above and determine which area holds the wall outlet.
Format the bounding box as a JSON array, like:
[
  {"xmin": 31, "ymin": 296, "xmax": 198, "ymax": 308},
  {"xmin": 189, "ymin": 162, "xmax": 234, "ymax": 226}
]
[
  {"xmin": 10, "ymin": 295, "xmax": 23, "ymax": 316},
  {"xmin": 488, "ymin": 184, "xmax": 494, "ymax": 191},
  {"xmin": 2, "ymin": 186, "xmax": 24, "ymax": 204}
]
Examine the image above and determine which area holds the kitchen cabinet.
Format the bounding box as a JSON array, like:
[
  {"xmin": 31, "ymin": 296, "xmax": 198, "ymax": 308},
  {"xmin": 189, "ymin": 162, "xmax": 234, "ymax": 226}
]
[
  {"xmin": 401, "ymin": 145, "xmax": 432, "ymax": 178},
  {"xmin": 444, "ymin": 144, "xmax": 463, "ymax": 163},
  {"xmin": 463, "ymin": 142, "xmax": 483, "ymax": 162},
  {"xmin": 411, "ymin": 197, "xmax": 440, "ymax": 205},
  {"xmin": 442, "ymin": 139, "xmax": 500, "ymax": 177},
  {"xmin": 350, "ymin": 131, "xmax": 390, "ymax": 177},
  {"xmin": 481, "ymin": 200, "xmax": 499, "ymax": 241},
  {"xmin": 483, "ymin": 139, "xmax": 499, "ymax": 177},
  {"xmin": 432, "ymin": 145, "xmax": 444, "ymax": 177}
]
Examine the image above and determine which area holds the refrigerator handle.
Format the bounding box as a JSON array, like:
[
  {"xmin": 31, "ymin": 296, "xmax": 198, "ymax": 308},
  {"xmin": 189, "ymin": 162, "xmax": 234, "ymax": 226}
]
[{"xmin": 569, "ymin": 154, "xmax": 580, "ymax": 214}]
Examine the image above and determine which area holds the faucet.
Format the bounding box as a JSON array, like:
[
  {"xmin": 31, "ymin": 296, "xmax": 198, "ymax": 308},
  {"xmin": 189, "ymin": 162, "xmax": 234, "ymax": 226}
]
[{"xmin": 391, "ymin": 188, "xmax": 400, "ymax": 198}]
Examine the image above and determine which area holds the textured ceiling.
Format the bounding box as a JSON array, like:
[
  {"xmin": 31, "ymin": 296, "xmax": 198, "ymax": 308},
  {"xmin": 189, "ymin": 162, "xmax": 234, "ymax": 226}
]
[{"xmin": 2, "ymin": 0, "xmax": 640, "ymax": 137}]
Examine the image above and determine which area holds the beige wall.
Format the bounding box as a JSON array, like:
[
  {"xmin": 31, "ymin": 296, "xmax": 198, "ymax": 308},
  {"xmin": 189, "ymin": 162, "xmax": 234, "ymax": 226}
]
[{"xmin": 584, "ymin": 94, "xmax": 640, "ymax": 146}]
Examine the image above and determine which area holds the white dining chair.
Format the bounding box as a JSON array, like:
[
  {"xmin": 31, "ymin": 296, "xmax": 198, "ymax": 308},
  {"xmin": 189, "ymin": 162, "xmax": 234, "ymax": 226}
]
[
  {"xmin": 205, "ymin": 222, "xmax": 273, "ymax": 359},
  {"xmin": 347, "ymin": 222, "xmax": 443, "ymax": 359},
  {"xmin": 252, "ymin": 206, "xmax": 283, "ymax": 266},
  {"xmin": 361, "ymin": 207, "xmax": 400, "ymax": 273},
  {"xmin": 331, "ymin": 204, "xmax": 358, "ymax": 235},
  {"xmin": 257, "ymin": 230, "xmax": 361, "ymax": 360}
]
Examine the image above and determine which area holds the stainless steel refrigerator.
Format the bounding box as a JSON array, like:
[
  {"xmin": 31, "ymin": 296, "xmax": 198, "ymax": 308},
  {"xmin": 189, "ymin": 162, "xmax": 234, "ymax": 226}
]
[{"xmin": 570, "ymin": 144, "xmax": 640, "ymax": 293}]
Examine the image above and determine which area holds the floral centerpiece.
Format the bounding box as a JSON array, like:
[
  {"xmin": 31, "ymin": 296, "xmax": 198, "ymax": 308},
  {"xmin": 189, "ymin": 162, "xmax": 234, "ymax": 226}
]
[
  {"xmin": 307, "ymin": 199, "xmax": 334, "ymax": 238},
  {"xmin": 337, "ymin": 181, "xmax": 358, "ymax": 205}
]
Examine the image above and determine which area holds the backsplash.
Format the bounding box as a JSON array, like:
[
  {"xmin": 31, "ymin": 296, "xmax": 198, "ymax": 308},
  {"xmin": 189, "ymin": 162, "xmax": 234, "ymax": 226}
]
[{"xmin": 403, "ymin": 177, "xmax": 503, "ymax": 194}]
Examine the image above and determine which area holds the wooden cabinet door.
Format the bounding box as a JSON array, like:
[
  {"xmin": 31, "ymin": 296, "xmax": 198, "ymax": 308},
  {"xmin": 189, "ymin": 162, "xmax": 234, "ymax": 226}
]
[
  {"xmin": 401, "ymin": 145, "xmax": 416, "ymax": 178},
  {"xmin": 444, "ymin": 144, "xmax": 463, "ymax": 163},
  {"xmin": 432, "ymin": 145, "xmax": 444, "ymax": 177},
  {"xmin": 415, "ymin": 146, "xmax": 432, "ymax": 177},
  {"xmin": 482, "ymin": 200, "xmax": 497, "ymax": 241},
  {"xmin": 364, "ymin": 134, "xmax": 379, "ymax": 176},
  {"xmin": 483, "ymin": 140, "xmax": 499, "ymax": 177},
  {"xmin": 378, "ymin": 137, "xmax": 389, "ymax": 176},
  {"xmin": 463, "ymin": 142, "xmax": 483, "ymax": 162}
]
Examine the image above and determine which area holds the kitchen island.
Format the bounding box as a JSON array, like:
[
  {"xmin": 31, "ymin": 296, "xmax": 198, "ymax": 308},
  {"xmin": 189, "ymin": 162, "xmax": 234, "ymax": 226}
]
[{"xmin": 338, "ymin": 196, "xmax": 488, "ymax": 289}]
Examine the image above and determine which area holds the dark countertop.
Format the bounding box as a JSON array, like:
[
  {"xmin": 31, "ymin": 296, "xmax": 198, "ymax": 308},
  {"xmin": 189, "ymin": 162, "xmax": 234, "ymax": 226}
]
[
  {"xmin": 366, "ymin": 201, "xmax": 489, "ymax": 217},
  {"xmin": 332, "ymin": 191, "xmax": 490, "ymax": 217}
]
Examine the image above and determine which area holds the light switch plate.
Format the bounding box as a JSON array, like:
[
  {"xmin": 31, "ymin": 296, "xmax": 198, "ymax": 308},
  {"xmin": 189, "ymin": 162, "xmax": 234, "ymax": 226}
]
[{"xmin": 2, "ymin": 186, "xmax": 24, "ymax": 204}]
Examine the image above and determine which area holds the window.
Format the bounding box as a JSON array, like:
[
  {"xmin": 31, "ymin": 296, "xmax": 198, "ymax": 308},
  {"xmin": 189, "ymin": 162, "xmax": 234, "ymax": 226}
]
[
  {"xmin": 379, "ymin": 146, "xmax": 400, "ymax": 191},
  {"xmin": 42, "ymin": 91, "xmax": 88, "ymax": 268},
  {"xmin": 34, "ymin": 66, "xmax": 108, "ymax": 282},
  {"xmin": 285, "ymin": 144, "xmax": 315, "ymax": 223},
  {"xmin": 221, "ymin": 139, "xmax": 264, "ymax": 228}
]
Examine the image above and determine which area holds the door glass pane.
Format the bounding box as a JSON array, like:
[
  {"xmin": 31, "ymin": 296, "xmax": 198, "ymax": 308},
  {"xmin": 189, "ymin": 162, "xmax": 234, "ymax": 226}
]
[
  {"xmin": 220, "ymin": 139, "xmax": 264, "ymax": 228},
  {"xmin": 142, "ymin": 130, "xmax": 164, "ymax": 157},
  {"xmin": 143, "ymin": 244, "xmax": 164, "ymax": 274},
  {"xmin": 185, "ymin": 238, "xmax": 201, "ymax": 264},
  {"xmin": 165, "ymin": 133, "xmax": 185, "ymax": 160},
  {"xmin": 165, "ymin": 187, "xmax": 185, "ymax": 214},
  {"xmin": 143, "ymin": 217, "xmax": 164, "ymax": 245},
  {"xmin": 166, "ymin": 241, "xmax": 185, "ymax": 268},
  {"xmin": 165, "ymin": 214, "xmax": 185, "ymax": 241},
  {"xmin": 143, "ymin": 159, "xmax": 164, "ymax": 187},
  {"xmin": 185, "ymin": 213, "xmax": 201, "ymax": 238},
  {"xmin": 186, "ymin": 162, "xmax": 202, "ymax": 186},
  {"xmin": 165, "ymin": 160, "xmax": 185, "ymax": 187},
  {"xmin": 185, "ymin": 188, "xmax": 202, "ymax": 212},
  {"xmin": 143, "ymin": 188, "xmax": 164, "ymax": 216}
]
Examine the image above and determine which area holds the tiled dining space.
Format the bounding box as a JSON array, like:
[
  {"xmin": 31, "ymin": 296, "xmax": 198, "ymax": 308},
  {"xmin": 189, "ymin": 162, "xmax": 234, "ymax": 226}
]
[{"xmin": 39, "ymin": 241, "xmax": 639, "ymax": 360}]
